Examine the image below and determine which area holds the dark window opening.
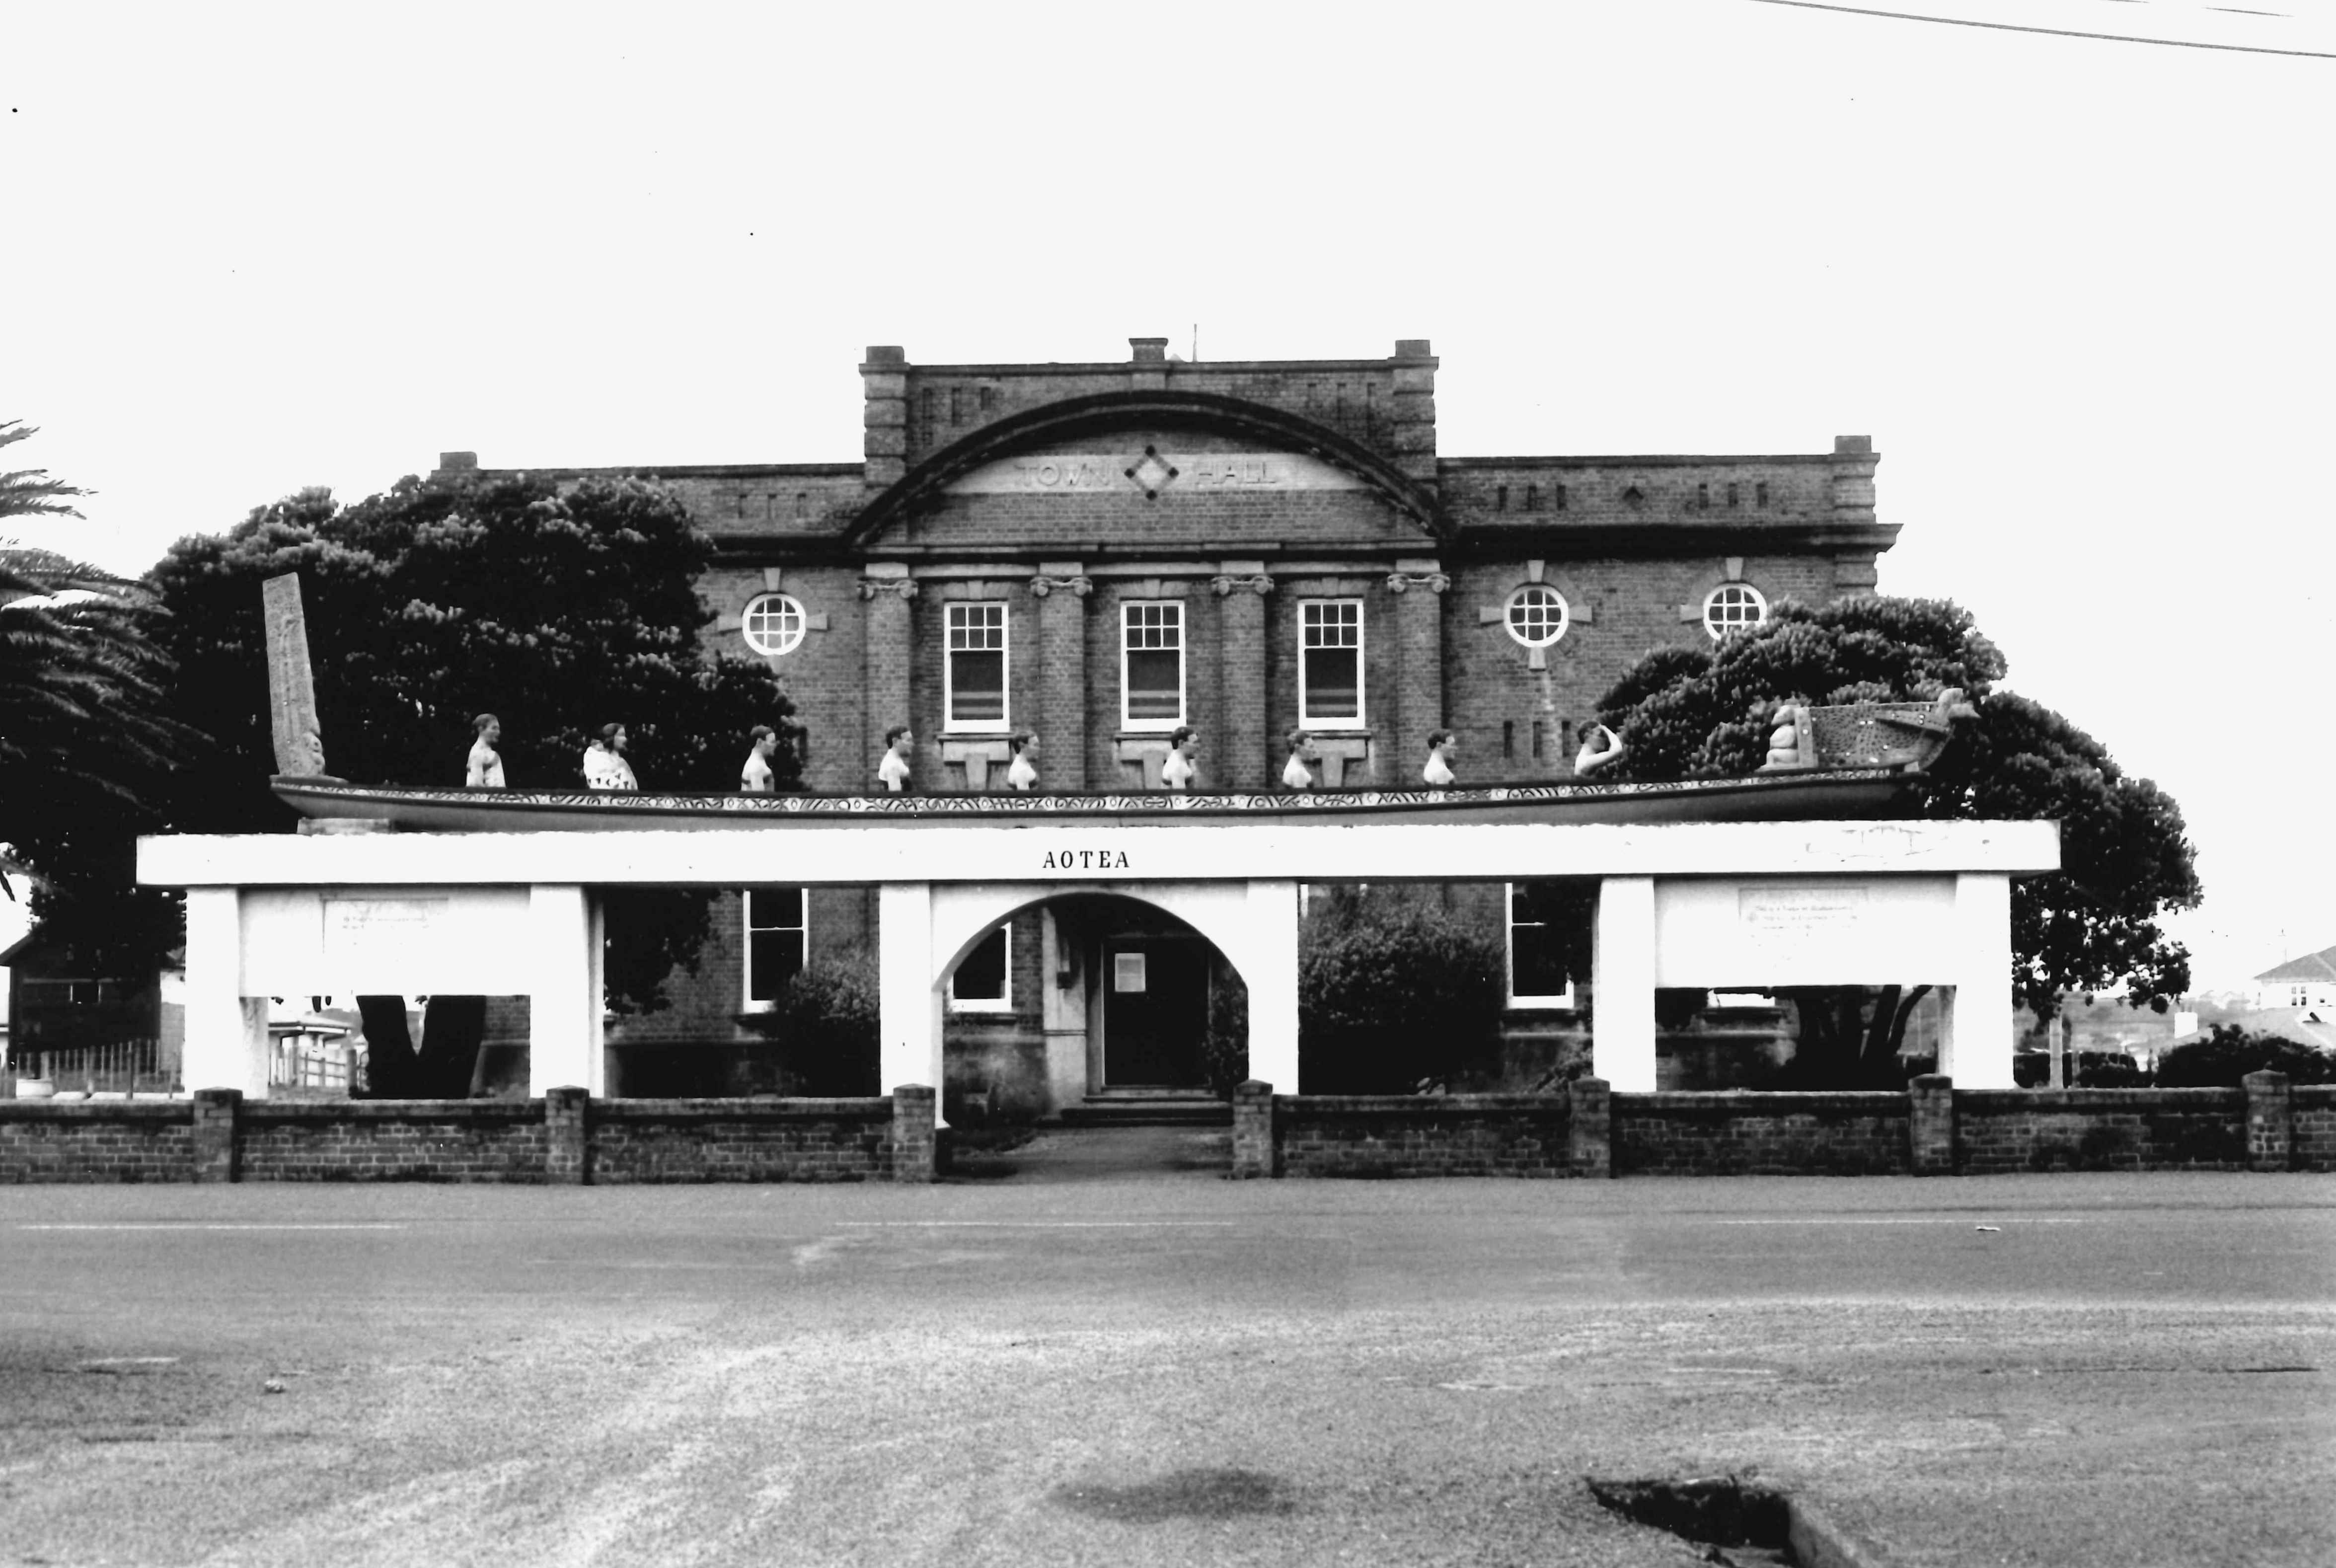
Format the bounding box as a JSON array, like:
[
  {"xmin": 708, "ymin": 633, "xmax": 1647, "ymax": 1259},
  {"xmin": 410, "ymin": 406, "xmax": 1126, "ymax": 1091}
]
[
  {"xmin": 1524, "ymin": 483, "xmax": 1539, "ymax": 511},
  {"xmin": 1531, "ymin": 720, "xmax": 1544, "ymax": 759},
  {"xmin": 1756, "ymin": 482, "xmax": 1769, "ymax": 508},
  {"xmin": 1555, "ymin": 483, "xmax": 1567, "ymax": 511},
  {"xmin": 1727, "ymin": 482, "xmax": 1739, "ymax": 509},
  {"xmin": 1503, "ymin": 721, "xmax": 1515, "ymax": 759},
  {"xmin": 1495, "ymin": 484, "xmax": 1508, "ymax": 512},
  {"xmin": 954, "ymin": 927, "xmax": 1007, "ymax": 1002}
]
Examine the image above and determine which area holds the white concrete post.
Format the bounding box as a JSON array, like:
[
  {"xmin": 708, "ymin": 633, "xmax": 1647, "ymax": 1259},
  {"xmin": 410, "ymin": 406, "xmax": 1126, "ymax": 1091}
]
[
  {"xmin": 1244, "ymin": 879, "xmax": 1301, "ymax": 1092},
  {"xmin": 181, "ymin": 886, "xmax": 268, "ymax": 1095},
  {"xmin": 526, "ymin": 885, "xmax": 603, "ymax": 1097},
  {"xmin": 1944, "ymin": 872, "xmax": 2016, "ymax": 1089},
  {"xmin": 1592, "ymin": 876, "xmax": 1658, "ymax": 1092},
  {"xmin": 878, "ymin": 882, "xmax": 942, "ymax": 1120}
]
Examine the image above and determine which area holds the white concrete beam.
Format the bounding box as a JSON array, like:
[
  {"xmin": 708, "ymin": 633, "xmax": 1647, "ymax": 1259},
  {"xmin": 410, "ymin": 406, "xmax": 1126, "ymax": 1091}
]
[{"xmin": 140, "ymin": 819, "xmax": 2059, "ymax": 890}]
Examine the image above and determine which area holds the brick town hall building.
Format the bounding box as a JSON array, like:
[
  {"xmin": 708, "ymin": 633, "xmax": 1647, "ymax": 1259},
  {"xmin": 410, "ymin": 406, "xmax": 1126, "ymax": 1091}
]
[{"xmin": 436, "ymin": 337, "xmax": 1899, "ymax": 1110}]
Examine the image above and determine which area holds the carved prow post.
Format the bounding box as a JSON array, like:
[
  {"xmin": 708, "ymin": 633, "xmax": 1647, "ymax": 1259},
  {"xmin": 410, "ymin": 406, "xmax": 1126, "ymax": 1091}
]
[{"xmin": 260, "ymin": 572, "xmax": 331, "ymax": 778}]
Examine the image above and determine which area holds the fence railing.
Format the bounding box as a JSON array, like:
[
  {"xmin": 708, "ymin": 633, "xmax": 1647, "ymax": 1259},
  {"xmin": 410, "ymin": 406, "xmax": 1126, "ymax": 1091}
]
[{"xmin": 9, "ymin": 1038, "xmax": 172, "ymax": 1094}]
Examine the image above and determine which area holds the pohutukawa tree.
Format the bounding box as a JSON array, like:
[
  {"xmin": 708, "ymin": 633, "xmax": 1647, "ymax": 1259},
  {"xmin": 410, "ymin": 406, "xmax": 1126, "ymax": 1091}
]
[
  {"xmin": 1592, "ymin": 596, "xmax": 2201, "ymax": 1087},
  {"xmin": 148, "ymin": 470, "xmax": 802, "ymax": 1093}
]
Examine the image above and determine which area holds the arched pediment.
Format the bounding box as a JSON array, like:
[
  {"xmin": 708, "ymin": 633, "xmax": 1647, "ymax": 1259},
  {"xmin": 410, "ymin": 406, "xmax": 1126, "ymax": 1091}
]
[{"xmin": 846, "ymin": 389, "xmax": 1446, "ymax": 546}]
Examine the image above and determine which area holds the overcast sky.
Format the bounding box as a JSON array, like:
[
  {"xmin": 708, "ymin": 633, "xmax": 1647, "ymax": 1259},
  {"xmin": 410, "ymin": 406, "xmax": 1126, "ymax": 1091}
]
[{"xmin": 7, "ymin": 1, "xmax": 2332, "ymax": 992}]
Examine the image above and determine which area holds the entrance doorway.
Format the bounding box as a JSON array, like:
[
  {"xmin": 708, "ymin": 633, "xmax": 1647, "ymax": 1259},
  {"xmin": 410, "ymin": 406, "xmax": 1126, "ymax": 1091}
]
[{"xmin": 1100, "ymin": 935, "xmax": 1209, "ymax": 1090}]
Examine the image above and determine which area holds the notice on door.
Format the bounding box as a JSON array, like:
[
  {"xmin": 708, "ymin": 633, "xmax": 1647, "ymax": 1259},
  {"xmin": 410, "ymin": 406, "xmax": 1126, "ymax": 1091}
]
[{"xmin": 1114, "ymin": 952, "xmax": 1147, "ymax": 993}]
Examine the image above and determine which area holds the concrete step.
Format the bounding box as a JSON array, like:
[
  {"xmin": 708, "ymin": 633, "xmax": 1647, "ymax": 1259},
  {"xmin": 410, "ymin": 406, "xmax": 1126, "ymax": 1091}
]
[{"xmin": 1056, "ymin": 1095, "xmax": 1231, "ymax": 1127}]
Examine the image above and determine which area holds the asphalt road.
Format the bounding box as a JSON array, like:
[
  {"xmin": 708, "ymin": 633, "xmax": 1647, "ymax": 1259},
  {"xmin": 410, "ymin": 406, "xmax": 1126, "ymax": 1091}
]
[{"xmin": 2, "ymin": 1167, "xmax": 2332, "ymax": 1567}]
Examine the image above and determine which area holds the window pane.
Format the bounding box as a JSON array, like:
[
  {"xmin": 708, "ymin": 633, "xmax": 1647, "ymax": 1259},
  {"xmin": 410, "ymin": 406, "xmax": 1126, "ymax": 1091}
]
[
  {"xmin": 950, "ymin": 650, "xmax": 1006, "ymax": 722},
  {"xmin": 750, "ymin": 934, "xmax": 804, "ymax": 1002},
  {"xmin": 1511, "ymin": 926, "xmax": 1568, "ymax": 999},
  {"xmin": 748, "ymin": 887, "xmax": 803, "ymax": 931},
  {"xmin": 1126, "ymin": 648, "xmax": 1181, "ymax": 720},
  {"xmin": 954, "ymin": 928, "xmax": 1007, "ymax": 1001},
  {"xmin": 1303, "ymin": 646, "xmax": 1359, "ymax": 718}
]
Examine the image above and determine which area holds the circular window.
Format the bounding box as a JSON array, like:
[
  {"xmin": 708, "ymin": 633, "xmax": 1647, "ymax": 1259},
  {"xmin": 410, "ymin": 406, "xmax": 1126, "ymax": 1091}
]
[
  {"xmin": 742, "ymin": 592, "xmax": 806, "ymax": 656},
  {"xmin": 1702, "ymin": 583, "xmax": 1766, "ymax": 640},
  {"xmin": 1504, "ymin": 584, "xmax": 1570, "ymax": 647}
]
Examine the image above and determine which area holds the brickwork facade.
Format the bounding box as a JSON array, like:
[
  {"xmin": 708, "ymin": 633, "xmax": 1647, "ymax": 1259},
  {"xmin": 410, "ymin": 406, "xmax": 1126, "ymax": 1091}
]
[{"xmin": 437, "ymin": 337, "xmax": 1899, "ymax": 1106}]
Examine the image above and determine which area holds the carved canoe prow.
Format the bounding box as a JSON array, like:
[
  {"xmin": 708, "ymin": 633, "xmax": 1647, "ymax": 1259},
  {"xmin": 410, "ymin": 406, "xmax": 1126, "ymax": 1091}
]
[{"xmin": 1801, "ymin": 688, "xmax": 1979, "ymax": 773}]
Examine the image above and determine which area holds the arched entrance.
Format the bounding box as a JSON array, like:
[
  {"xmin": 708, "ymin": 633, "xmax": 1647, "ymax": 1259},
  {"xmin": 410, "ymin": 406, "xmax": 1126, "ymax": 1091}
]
[{"xmin": 885, "ymin": 879, "xmax": 1300, "ymax": 1124}]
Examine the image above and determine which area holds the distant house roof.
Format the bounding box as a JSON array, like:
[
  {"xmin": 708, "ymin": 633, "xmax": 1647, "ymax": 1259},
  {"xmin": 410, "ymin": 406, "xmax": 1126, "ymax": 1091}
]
[
  {"xmin": 2255, "ymin": 945, "xmax": 2336, "ymax": 984},
  {"xmin": 2220, "ymin": 1007, "xmax": 2336, "ymax": 1053}
]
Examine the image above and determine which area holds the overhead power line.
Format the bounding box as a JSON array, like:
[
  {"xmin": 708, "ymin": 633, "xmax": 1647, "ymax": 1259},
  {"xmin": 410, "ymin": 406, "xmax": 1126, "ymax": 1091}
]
[{"xmin": 1744, "ymin": 0, "xmax": 2336, "ymax": 58}]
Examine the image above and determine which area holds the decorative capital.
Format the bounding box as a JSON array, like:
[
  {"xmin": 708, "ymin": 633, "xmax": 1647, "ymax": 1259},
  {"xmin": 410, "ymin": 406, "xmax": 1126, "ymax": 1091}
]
[
  {"xmin": 1029, "ymin": 574, "xmax": 1093, "ymax": 599},
  {"xmin": 858, "ymin": 577, "xmax": 919, "ymax": 601},
  {"xmin": 1385, "ymin": 571, "xmax": 1451, "ymax": 596},
  {"xmin": 1210, "ymin": 573, "xmax": 1275, "ymax": 597}
]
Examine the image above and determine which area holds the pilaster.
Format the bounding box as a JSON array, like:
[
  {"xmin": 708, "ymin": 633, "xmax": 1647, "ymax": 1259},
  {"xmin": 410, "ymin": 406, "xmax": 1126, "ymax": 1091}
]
[
  {"xmin": 1214, "ymin": 563, "xmax": 1272, "ymax": 787},
  {"xmin": 862, "ymin": 564, "xmax": 917, "ymax": 779},
  {"xmin": 1387, "ymin": 560, "xmax": 1447, "ymax": 768},
  {"xmin": 1032, "ymin": 562, "xmax": 1091, "ymax": 788}
]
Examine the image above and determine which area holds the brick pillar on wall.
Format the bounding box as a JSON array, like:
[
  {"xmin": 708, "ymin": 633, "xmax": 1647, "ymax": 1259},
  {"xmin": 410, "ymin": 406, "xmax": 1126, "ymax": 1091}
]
[
  {"xmin": 2245, "ymin": 1070, "xmax": 2293, "ymax": 1172},
  {"xmin": 862, "ymin": 567, "xmax": 917, "ymax": 779},
  {"xmin": 190, "ymin": 1089, "xmax": 240, "ymax": 1184},
  {"xmin": 1566, "ymin": 1076, "xmax": 1610, "ymax": 1179},
  {"xmin": 1032, "ymin": 565, "xmax": 1091, "ymax": 789},
  {"xmin": 893, "ymin": 1084, "xmax": 937, "ymax": 1183},
  {"xmin": 1829, "ymin": 434, "xmax": 1881, "ymax": 597},
  {"xmin": 544, "ymin": 1085, "xmax": 590, "ymax": 1185},
  {"xmin": 1214, "ymin": 565, "xmax": 1272, "ymax": 789},
  {"xmin": 1230, "ymin": 1079, "xmax": 1277, "ymax": 1179},
  {"xmin": 1909, "ymin": 1073, "xmax": 1956, "ymax": 1175},
  {"xmin": 1388, "ymin": 563, "xmax": 1447, "ymax": 772},
  {"xmin": 1388, "ymin": 339, "xmax": 1440, "ymax": 490},
  {"xmin": 862, "ymin": 347, "xmax": 909, "ymax": 493}
]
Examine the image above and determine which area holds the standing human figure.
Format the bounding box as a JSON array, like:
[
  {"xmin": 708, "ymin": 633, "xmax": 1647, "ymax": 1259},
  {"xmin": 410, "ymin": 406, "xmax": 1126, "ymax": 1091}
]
[
  {"xmin": 584, "ymin": 723, "xmax": 638, "ymax": 791},
  {"xmin": 1160, "ymin": 726, "xmax": 1200, "ymax": 791},
  {"xmin": 877, "ymin": 725, "xmax": 914, "ymax": 793},
  {"xmin": 465, "ymin": 713, "xmax": 506, "ymax": 788},
  {"xmin": 1005, "ymin": 732, "xmax": 1041, "ymax": 792},
  {"xmin": 1573, "ymin": 722, "xmax": 1627, "ymax": 777},
  {"xmin": 1281, "ymin": 729, "xmax": 1317, "ymax": 791},
  {"xmin": 1422, "ymin": 729, "xmax": 1457, "ymax": 788},
  {"xmin": 741, "ymin": 724, "xmax": 778, "ymax": 792}
]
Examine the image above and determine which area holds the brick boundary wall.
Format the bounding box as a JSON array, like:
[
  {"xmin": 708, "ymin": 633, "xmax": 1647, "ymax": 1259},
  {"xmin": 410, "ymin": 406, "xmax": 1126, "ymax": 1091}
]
[
  {"xmin": 0, "ymin": 1088, "xmax": 906, "ymax": 1185},
  {"xmin": 5, "ymin": 1076, "xmax": 2330, "ymax": 1184},
  {"xmin": 1613, "ymin": 1090, "xmax": 1913, "ymax": 1177},
  {"xmin": 1233, "ymin": 1073, "xmax": 2332, "ymax": 1179}
]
